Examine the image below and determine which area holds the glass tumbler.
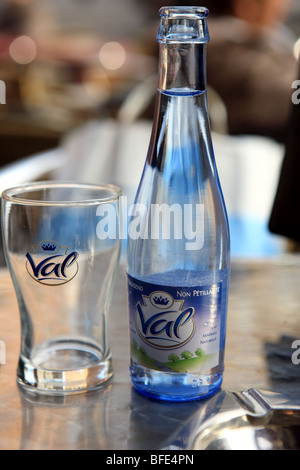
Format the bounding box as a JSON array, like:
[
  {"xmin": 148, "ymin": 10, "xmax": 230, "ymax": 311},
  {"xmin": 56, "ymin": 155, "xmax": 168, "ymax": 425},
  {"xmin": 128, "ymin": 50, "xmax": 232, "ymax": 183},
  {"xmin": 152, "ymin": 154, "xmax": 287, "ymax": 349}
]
[{"xmin": 1, "ymin": 182, "xmax": 122, "ymax": 395}]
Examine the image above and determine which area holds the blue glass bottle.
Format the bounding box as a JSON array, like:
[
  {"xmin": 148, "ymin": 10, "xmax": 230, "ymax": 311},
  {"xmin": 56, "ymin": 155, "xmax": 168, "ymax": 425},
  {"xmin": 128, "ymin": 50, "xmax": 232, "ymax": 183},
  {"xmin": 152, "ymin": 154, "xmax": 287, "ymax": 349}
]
[{"xmin": 127, "ymin": 6, "xmax": 230, "ymax": 401}]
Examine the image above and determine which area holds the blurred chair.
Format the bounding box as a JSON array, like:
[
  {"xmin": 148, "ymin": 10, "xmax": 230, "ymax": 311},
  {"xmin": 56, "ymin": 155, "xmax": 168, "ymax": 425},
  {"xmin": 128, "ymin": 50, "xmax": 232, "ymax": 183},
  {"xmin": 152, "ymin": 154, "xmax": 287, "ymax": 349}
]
[
  {"xmin": 0, "ymin": 149, "xmax": 66, "ymax": 266},
  {"xmin": 0, "ymin": 74, "xmax": 286, "ymax": 263},
  {"xmin": 0, "ymin": 118, "xmax": 285, "ymax": 264}
]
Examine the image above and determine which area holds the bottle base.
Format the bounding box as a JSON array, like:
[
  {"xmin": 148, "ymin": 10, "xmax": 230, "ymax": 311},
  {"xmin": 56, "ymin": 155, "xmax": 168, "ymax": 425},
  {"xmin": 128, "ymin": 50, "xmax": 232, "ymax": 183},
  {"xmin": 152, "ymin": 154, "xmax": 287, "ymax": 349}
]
[
  {"xmin": 17, "ymin": 339, "xmax": 113, "ymax": 395},
  {"xmin": 130, "ymin": 364, "xmax": 223, "ymax": 402}
]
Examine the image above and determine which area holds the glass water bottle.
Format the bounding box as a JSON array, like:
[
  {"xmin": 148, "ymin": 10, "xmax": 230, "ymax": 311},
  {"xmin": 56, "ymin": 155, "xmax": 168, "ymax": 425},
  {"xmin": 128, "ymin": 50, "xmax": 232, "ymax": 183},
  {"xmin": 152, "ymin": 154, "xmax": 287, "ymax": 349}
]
[{"xmin": 127, "ymin": 6, "xmax": 230, "ymax": 401}]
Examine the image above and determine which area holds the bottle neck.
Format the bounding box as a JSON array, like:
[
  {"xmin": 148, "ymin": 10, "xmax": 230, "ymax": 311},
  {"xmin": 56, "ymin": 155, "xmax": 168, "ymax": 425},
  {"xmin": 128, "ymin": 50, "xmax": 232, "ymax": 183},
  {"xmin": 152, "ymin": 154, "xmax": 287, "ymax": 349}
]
[
  {"xmin": 158, "ymin": 42, "xmax": 207, "ymax": 93},
  {"xmin": 156, "ymin": 6, "xmax": 209, "ymax": 94}
]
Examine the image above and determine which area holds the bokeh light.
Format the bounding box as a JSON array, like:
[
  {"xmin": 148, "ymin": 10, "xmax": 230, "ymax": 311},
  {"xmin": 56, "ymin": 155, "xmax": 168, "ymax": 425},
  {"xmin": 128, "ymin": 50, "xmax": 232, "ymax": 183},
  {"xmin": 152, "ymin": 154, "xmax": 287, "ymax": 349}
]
[
  {"xmin": 99, "ymin": 41, "xmax": 126, "ymax": 71},
  {"xmin": 9, "ymin": 36, "xmax": 37, "ymax": 65}
]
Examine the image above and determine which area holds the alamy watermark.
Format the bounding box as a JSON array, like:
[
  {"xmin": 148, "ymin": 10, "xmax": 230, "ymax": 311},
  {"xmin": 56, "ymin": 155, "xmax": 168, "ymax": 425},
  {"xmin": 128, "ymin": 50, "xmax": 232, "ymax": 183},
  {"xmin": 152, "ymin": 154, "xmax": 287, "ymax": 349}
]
[
  {"xmin": 291, "ymin": 340, "xmax": 300, "ymax": 365},
  {"xmin": 0, "ymin": 340, "xmax": 6, "ymax": 365},
  {"xmin": 0, "ymin": 80, "xmax": 6, "ymax": 104},
  {"xmin": 291, "ymin": 80, "xmax": 300, "ymax": 105},
  {"xmin": 96, "ymin": 196, "xmax": 204, "ymax": 251}
]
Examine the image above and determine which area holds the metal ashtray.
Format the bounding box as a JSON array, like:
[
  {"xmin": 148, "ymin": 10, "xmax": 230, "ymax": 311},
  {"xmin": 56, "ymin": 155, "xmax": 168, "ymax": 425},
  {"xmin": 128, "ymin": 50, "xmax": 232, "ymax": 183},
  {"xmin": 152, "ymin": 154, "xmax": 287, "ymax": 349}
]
[{"xmin": 164, "ymin": 389, "xmax": 300, "ymax": 450}]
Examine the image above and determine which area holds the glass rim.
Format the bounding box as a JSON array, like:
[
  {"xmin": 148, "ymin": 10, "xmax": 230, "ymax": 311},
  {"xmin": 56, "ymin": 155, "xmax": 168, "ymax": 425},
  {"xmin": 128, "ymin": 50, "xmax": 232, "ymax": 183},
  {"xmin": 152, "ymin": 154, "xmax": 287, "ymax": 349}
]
[
  {"xmin": 159, "ymin": 6, "xmax": 209, "ymax": 19},
  {"xmin": 1, "ymin": 181, "xmax": 122, "ymax": 206}
]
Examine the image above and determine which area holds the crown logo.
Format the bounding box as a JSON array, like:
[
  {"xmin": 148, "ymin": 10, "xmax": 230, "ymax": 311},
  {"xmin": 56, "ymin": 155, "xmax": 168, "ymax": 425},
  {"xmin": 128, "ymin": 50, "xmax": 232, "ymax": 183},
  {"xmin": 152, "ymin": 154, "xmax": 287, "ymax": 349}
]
[
  {"xmin": 41, "ymin": 243, "xmax": 57, "ymax": 251},
  {"xmin": 153, "ymin": 295, "xmax": 170, "ymax": 306}
]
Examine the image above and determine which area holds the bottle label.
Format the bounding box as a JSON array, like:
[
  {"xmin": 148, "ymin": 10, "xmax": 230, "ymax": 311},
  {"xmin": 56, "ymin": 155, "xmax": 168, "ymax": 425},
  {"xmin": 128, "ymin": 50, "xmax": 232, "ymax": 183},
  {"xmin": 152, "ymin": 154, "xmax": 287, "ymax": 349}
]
[{"xmin": 127, "ymin": 274, "xmax": 223, "ymax": 373}]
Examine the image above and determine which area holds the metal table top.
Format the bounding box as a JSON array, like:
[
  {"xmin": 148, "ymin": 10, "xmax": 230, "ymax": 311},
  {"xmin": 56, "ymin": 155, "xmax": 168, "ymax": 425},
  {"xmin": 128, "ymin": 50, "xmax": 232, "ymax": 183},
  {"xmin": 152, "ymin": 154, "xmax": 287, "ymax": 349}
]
[{"xmin": 1, "ymin": 257, "xmax": 300, "ymax": 450}]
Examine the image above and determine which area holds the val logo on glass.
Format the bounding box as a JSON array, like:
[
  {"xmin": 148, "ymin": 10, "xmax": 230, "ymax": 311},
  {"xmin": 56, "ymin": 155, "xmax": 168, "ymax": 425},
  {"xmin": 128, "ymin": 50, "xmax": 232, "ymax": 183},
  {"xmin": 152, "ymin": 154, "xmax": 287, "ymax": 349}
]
[{"xmin": 25, "ymin": 240, "xmax": 79, "ymax": 285}]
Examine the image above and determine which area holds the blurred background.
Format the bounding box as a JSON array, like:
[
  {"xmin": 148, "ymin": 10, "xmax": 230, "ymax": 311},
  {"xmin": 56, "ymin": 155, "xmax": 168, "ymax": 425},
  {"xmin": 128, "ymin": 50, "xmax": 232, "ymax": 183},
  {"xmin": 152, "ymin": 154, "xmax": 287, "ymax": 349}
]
[
  {"xmin": 0, "ymin": 0, "xmax": 161, "ymax": 162},
  {"xmin": 0, "ymin": 0, "xmax": 300, "ymax": 262}
]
